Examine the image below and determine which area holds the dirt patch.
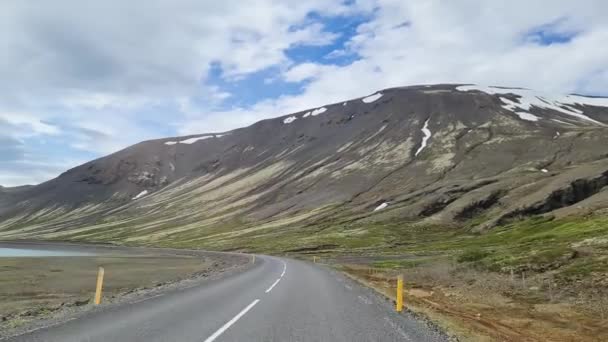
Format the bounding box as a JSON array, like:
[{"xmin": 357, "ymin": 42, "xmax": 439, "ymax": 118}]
[{"xmin": 340, "ymin": 263, "xmax": 608, "ymax": 342}]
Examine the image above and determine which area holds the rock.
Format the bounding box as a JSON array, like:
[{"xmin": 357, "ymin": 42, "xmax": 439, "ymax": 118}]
[{"xmin": 73, "ymin": 299, "xmax": 90, "ymax": 307}]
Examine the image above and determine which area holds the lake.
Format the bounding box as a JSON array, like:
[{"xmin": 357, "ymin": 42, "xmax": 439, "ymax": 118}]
[{"xmin": 0, "ymin": 247, "xmax": 92, "ymax": 257}]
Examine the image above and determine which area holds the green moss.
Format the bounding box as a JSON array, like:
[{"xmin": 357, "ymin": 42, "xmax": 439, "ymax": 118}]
[{"xmin": 457, "ymin": 249, "xmax": 490, "ymax": 263}]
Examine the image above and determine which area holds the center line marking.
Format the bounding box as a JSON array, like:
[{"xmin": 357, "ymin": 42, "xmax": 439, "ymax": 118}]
[
  {"xmin": 265, "ymin": 278, "xmax": 281, "ymax": 293},
  {"xmin": 203, "ymin": 299, "xmax": 260, "ymax": 342}
]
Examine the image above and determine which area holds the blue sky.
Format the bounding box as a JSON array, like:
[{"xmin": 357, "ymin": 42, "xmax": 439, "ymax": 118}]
[{"xmin": 1, "ymin": 0, "xmax": 608, "ymax": 186}]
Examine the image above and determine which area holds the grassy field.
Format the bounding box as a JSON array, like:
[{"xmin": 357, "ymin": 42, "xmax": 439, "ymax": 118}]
[
  {"xmin": 298, "ymin": 215, "xmax": 608, "ymax": 341},
  {"xmin": 0, "ymin": 250, "xmax": 246, "ymax": 335},
  {"xmin": 147, "ymin": 212, "xmax": 608, "ymax": 341},
  {"xmin": 5, "ymin": 209, "xmax": 607, "ymax": 341}
]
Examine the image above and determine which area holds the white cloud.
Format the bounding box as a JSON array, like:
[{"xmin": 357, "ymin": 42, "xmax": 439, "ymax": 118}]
[
  {"xmin": 178, "ymin": 0, "xmax": 608, "ymax": 135},
  {"xmin": 283, "ymin": 63, "xmax": 337, "ymax": 83},
  {"xmin": 0, "ymin": 112, "xmax": 61, "ymax": 137}
]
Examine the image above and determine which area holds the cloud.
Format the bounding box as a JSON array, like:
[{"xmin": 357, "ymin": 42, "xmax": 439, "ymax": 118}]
[
  {"xmin": 0, "ymin": 113, "xmax": 60, "ymax": 137},
  {"xmin": 0, "ymin": 136, "xmax": 25, "ymax": 163},
  {"xmin": 283, "ymin": 63, "xmax": 337, "ymax": 83},
  {"xmin": 178, "ymin": 0, "xmax": 608, "ymax": 134}
]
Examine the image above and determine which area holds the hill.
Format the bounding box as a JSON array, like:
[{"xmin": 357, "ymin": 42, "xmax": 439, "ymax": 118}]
[{"xmin": 1, "ymin": 84, "xmax": 608, "ymax": 253}]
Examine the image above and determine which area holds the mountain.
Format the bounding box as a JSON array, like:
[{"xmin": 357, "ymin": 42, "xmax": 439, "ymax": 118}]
[{"xmin": 1, "ymin": 84, "xmax": 608, "ymax": 250}]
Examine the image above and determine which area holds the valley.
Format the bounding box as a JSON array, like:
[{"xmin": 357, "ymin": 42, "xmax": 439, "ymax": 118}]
[{"xmin": 2, "ymin": 84, "xmax": 608, "ymax": 340}]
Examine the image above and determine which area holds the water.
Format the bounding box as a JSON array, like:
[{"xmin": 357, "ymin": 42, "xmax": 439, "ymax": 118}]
[{"xmin": 0, "ymin": 247, "xmax": 92, "ymax": 257}]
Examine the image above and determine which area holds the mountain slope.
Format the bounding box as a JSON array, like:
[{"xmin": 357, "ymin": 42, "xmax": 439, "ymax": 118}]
[{"xmin": 2, "ymin": 84, "xmax": 608, "ymax": 250}]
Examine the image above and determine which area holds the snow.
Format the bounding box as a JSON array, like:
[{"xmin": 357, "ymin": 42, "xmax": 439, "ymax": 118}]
[
  {"xmin": 180, "ymin": 136, "xmax": 213, "ymax": 144},
  {"xmin": 456, "ymin": 85, "xmax": 607, "ymax": 125},
  {"xmin": 343, "ymin": 102, "xmax": 347, "ymax": 106},
  {"xmin": 132, "ymin": 190, "xmax": 148, "ymax": 200},
  {"xmin": 541, "ymin": 169, "xmax": 549, "ymax": 173},
  {"xmin": 283, "ymin": 116, "xmax": 297, "ymax": 124},
  {"xmin": 374, "ymin": 202, "xmax": 388, "ymax": 211},
  {"xmin": 512, "ymin": 110, "xmax": 540, "ymax": 122},
  {"xmin": 302, "ymin": 111, "xmax": 311, "ymax": 118},
  {"xmin": 169, "ymin": 163, "xmax": 175, "ymax": 172},
  {"xmin": 362, "ymin": 93, "xmax": 383, "ymax": 103},
  {"xmin": 166, "ymin": 135, "xmax": 217, "ymax": 146},
  {"xmin": 311, "ymin": 107, "xmax": 327, "ymax": 116},
  {"xmin": 415, "ymin": 119, "xmax": 432, "ymax": 156}
]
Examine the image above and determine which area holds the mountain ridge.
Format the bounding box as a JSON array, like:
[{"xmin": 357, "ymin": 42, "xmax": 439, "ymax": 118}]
[{"xmin": 1, "ymin": 83, "xmax": 608, "ymax": 249}]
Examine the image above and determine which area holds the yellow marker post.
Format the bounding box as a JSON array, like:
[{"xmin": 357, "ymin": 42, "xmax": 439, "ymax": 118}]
[
  {"xmin": 313, "ymin": 256, "xmax": 317, "ymax": 263},
  {"xmin": 94, "ymin": 267, "xmax": 105, "ymax": 305},
  {"xmin": 252, "ymin": 255, "xmax": 255, "ymax": 264},
  {"xmin": 396, "ymin": 275, "xmax": 404, "ymax": 312}
]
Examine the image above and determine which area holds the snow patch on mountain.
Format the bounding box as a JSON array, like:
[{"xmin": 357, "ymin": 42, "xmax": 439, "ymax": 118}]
[
  {"xmin": 180, "ymin": 136, "xmax": 213, "ymax": 144},
  {"xmin": 165, "ymin": 134, "xmax": 227, "ymax": 145},
  {"xmin": 374, "ymin": 202, "xmax": 388, "ymax": 211},
  {"xmin": 283, "ymin": 116, "xmax": 297, "ymax": 124},
  {"xmin": 302, "ymin": 111, "xmax": 311, "ymax": 118},
  {"xmin": 362, "ymin": 93, "xmax": 383, "ymax": 103},
  {"xmin": 515, "ymin": 111, "xmax": 540, "ymax": 122},
  {"xmin": 415, "ymin": 119, "xmax": 432, "ymax": 156},
  {"xmin": 456, "ymin": 85, "xmax": 607, "ymax": 125},
  {"xmin": 311, "ymin": 107, "xmax": 327, "ymax": 116},
  {"xmin": 132, "ymin": 190, "xmax": 148, "ymax": 200}
]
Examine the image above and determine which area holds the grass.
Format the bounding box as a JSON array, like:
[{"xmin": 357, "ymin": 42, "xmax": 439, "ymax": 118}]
[
  {"xmin": 456, "ymin": 248, "xmax": 489, "ymax": 263},
  {"xmin": 4, "ymin": 201, "xmax": 608, "ymax": 340}
]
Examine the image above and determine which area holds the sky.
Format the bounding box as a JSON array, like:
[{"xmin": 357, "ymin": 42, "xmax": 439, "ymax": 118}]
[{"xmin": 1, "ymin": 0, "xmax": 608, "ymax": 186}]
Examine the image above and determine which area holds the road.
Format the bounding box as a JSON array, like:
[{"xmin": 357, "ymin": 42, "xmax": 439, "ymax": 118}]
[{"xmin": 5, "ymin": 256, "xmax": 446, "ymax": 342}]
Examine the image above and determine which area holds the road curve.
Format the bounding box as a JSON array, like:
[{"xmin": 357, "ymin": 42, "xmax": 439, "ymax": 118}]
[{"xmin": 5, "ymin": 256, "xmax": 446, "ymax": 342}]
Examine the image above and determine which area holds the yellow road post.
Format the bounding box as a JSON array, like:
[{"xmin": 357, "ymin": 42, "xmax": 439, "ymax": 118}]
[
  {"xmin": 252, "ymin": 255, "xmax": 256, "ymax": 264},
  {"xmin": 396, "ymin": 275, "xmax": 404, "ymax": 312},
  {"xmin": 94, "ymin": 267, "xmax": 105, "ymax": 305}
]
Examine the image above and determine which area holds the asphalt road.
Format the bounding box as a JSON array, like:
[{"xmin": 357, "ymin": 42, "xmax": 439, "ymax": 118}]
[{"xmin": 6, "ymin": 256, "xmax": 447, "ymax": 342}]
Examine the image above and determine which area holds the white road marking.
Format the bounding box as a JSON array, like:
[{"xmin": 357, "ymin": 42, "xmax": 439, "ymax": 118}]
[
  {"xmin": 265, "ymin": 260, "xmax": 287, "ymax": 293},
  {"xmin": 265, "ymin": 278, "xmax": 281, "ymax": 293},
  {"xmin": 203, "ymin": 299, "xmax": 260, "ymax": 342}
]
